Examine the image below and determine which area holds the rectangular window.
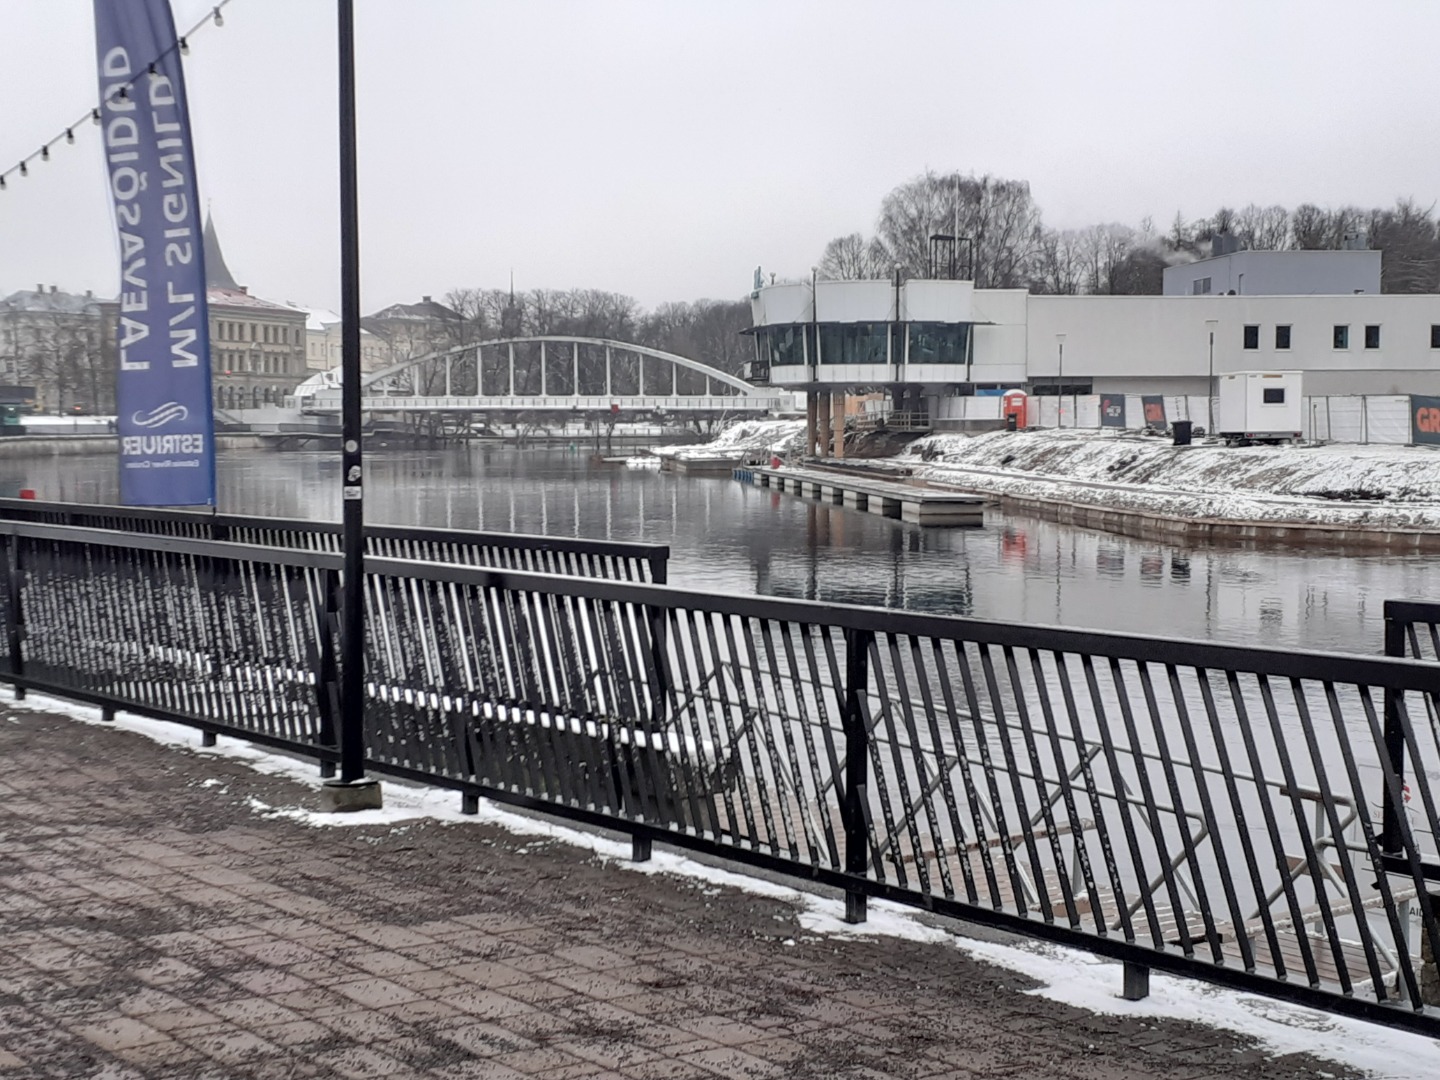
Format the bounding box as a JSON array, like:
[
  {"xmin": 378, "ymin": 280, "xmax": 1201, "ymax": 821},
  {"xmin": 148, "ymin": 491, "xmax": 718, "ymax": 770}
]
[
  {"xmin": 1191, "ymin": 277, "xmax": 1212, "ymax": 295},
  {"xmin": 1365, "ymin": 324, "xmax": 1380, "ymax": 349},
  {"xmin": 1275, "ymin": 325, "xmax": 1291, "ymax": 350},
  {"xmin": 1333, "ymin": 324, "xmax": 1349, "ymax": 349},
  {"xmin": 1432, "ymin": 325, "xmax": 1440, "ymax": 349},
  {"xmin": 1242, "ymin": 325, "xmax": 1259, "ymax": 350},
  {"xmin": 1262, "ymin": 387, "xmax": 1286, "ymax": 404}
]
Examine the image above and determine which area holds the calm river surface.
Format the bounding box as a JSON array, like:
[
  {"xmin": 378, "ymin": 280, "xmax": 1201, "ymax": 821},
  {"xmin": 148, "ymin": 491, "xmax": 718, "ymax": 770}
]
[{"xmin": 9, "ymin": 446, "xmax": 1440, "ymax": 655}]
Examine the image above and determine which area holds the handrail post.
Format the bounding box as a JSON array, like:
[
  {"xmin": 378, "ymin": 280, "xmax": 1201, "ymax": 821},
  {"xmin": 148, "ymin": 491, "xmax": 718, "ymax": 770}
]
[
  {"xmin": 4, "ymin": 533, "xmax": 23, "ymax": 701},
  {"xmin": 1380, "ymin": 605, "xmax": 1405, "ymax": 856},
  {"xmin": 842, "ymin": 626, "xmax": 873, "ymax": 924}
]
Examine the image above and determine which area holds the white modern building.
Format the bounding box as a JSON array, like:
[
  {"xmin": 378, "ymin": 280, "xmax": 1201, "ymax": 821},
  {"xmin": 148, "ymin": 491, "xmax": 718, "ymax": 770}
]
[
  {"xmin": 749, "ymin": 256, "xmax": 1440, "ymax": 448},
  {"xmin": 1161, "ymin": 248, "xmax": 1381, "ymax": 297}
]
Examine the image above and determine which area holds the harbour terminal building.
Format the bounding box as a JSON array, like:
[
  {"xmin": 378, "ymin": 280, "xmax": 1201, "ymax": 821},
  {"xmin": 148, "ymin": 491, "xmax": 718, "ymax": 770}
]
[{"xmin": 748, "ymin": 247, "xmax": 1440, "ymax": 452}]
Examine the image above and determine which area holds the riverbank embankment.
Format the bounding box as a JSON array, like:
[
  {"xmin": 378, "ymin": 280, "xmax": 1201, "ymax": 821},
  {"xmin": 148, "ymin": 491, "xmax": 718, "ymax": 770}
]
[{"xmin": 900, "ymin": 430, "xmax": 1440, "ymax": 541}]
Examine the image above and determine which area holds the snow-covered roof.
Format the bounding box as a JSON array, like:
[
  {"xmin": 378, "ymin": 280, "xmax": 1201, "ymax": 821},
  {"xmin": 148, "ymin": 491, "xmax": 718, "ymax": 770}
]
[
  {"xmin": 1, "ymin": 287, "xmax": 106, "ymax": 314},
  {"xmin": 207, "ymin": 286, "xmax": 304, "ymax": 314}
]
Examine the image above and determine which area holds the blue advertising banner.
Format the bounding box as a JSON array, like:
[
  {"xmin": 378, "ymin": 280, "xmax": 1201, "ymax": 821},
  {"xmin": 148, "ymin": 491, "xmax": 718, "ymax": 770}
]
[{"xmin": 94, "ymin": 1, "xmax": 215, "ymax": 506}]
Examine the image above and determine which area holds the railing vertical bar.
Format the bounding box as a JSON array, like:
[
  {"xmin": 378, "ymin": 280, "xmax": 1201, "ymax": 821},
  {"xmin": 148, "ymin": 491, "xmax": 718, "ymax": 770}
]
[
  {"xmin": 1052, "ymin": 652, "xmax": 1126, "ymax": 938},
  {"xmin": 929, "ymin": 638, "xmax": 989, "ymax": 906},
  {"xmin": 1135, "ymin": 663, "xmax": 1214, "ymax": 958},
  {"xmin": 1254, "ymin": 674, "xmax": 1327, "ymax": 987},
  {"xmin": 977, "ymin": 643, "xmax": 1043, "ymax": 917},
  {"xmin": 1020, "ymin": 649, "xmax": 1085, "ymax": 928},
  {"xmin": 1081, "ymin": 655, "xmax": 1160, "ymax": 945},
  {"xmin": 1192, "ymin": 668, "xmax": 1265, "ymax": 974},
  {"xmin": 954, "ymin": 640, "xmax": 1011, "ymax": 909}
]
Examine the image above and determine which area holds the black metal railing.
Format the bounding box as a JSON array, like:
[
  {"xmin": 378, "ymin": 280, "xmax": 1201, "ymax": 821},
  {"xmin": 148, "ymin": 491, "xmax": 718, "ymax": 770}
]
[
  {"xmin": 0, "ymin": 497, "xmax": 667, "ymax": 583},
  {"xmin": 1381, "ymin": 600, "xmax": 1440, "ymax": 889},
  {"xmin": 4, "ymin": 518, "xmax": 1440, "ymax": 1036}
]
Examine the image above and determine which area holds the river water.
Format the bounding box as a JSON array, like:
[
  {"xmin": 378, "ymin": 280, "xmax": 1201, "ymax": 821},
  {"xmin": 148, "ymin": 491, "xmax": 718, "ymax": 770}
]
[{"xmin": 8, "ymin": 446, "xmax": 1440, "ymax": 655}]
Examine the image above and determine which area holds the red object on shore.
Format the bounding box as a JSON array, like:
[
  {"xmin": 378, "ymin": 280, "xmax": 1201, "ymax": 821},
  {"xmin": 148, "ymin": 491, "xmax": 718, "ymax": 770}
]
[
  {"xmin": 770, "ymin": 456, "xmax": 782, "ymax": 468},
  {"xmin": 18, "ymin": 489, "xmax": 35, "ymax": 500}
]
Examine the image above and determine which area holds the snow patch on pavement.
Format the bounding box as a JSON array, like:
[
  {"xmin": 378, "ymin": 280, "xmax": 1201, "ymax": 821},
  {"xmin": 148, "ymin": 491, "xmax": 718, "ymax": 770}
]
[{"xmin": 22, "ymin": 690, "xmax": 1440, "ymax": 1078}]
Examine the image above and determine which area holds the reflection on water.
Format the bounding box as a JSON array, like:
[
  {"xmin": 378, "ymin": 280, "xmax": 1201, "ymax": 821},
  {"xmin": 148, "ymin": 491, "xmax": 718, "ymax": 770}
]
[{"xmin": 7, "ymin": 446, "xmax": 1439, "ymax": 654}]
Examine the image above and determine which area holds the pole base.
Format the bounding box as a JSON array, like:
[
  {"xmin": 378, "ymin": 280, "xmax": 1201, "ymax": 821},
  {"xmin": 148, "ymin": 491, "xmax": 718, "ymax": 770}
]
[{"xmin": 320, "ymin": 777, "xmax": 383, "ymax": 813}]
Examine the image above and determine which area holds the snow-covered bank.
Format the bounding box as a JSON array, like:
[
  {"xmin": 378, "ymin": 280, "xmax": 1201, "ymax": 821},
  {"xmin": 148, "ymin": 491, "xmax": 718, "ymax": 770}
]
[
  {"xmin": 904, "ymin": 429, "xmax": 1440, "ymax": 534},
  {"xmin": 651, "ymin": 418, "xmax": 805, "ymax": 461}
]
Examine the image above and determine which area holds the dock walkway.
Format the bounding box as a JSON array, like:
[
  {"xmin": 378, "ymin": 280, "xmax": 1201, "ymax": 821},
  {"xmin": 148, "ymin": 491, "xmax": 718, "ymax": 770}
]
[{"xmin": 735, "ymin": 465, "xmax": 986, "ymax": 525}]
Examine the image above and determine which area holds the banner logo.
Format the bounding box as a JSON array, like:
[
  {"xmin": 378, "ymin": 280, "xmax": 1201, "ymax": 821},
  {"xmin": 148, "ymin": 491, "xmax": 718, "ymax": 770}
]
[
  {"xmin": 131, "ymin": 401, "xmax": 189, "ymax": 428},
  {"xmin": 94, "ymin": 0, "xmax": 216, "ymax": 506}
]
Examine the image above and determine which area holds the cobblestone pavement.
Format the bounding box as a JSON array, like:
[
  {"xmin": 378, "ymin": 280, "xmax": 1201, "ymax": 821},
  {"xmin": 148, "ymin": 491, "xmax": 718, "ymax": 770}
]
[{"xmin": 0, "ymin": 707, "xmax": 1362, "ymax": 1079}]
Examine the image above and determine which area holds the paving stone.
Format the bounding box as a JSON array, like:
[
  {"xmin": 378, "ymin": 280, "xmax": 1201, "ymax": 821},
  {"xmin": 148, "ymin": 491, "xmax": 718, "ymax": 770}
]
[{"xmin": 0, "ymin": 708, "xmax": 1374, "ymax": 1080}]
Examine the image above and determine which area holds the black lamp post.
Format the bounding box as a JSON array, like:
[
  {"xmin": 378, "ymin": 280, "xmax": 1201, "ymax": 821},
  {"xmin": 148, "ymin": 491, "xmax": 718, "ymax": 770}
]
[{"xmin": 323, "ymin": 0, "xmax": 381, "ymax": 811}]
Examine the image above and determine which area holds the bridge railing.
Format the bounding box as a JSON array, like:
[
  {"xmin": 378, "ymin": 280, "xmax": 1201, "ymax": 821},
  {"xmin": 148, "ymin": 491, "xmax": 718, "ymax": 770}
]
[
  {"xmin": 5, "ymin": 518, "xmax": 1440, "ymax": 1037},
  {"xmin": 0, "ymin": 497, "xmax": 668, "ymax": 583}
]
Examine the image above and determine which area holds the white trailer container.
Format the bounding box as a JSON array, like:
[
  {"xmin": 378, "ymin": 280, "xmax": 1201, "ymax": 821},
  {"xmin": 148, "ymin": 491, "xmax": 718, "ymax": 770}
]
[{"xmin": 1215, "ymin": 370, "xmax": 1303, "ymax": 444}]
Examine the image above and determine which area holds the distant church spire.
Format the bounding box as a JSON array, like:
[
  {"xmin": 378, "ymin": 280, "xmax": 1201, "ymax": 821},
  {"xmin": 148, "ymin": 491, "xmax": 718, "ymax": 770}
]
[{"xmin": 203, "ymin": 212, "xmax": 240, "ymax": 290}]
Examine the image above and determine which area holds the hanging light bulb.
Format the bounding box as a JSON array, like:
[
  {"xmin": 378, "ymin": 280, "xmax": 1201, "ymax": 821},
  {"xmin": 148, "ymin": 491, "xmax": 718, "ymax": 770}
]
[
  {"xmin": 18, "ymin": 162, "xmax": 26, "ymax": 177},
  {"xmin": 179, "ymin": 37, "xmax": 189, "ymax": 55},
  {"xmin": 91, "ymin": 108, "xmax": 101, "ymax": 125},
  {"xmin": 66, "ymin": 129, "xmax": 74, "ymax": 144},
  {"xmin": 40, "ymin": 146, "xmax": 49, "ymax": 161},
  {"xmin": 0, "ymin": 176, "xmax": 7, "ymax": 191},
  {"xmin": 213, "ymin": 7, "xmax": 224, "ymax": 27}
]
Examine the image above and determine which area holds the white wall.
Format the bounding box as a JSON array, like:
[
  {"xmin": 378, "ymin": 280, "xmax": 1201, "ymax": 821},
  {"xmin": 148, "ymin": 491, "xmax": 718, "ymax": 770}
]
[
  {"xmin": 1162, "ymin": 250, "xmax": 1381, "ymax": 297},
  {"xmin": 1028, "ymin": 294, "xmax": 1440, "ymax": 395}
]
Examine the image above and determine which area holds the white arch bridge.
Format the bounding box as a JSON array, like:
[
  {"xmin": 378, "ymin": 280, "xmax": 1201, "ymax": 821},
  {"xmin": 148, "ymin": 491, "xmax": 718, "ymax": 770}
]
[{"xmin": 298, "ymin": 336, "xmax": 788, "ymax": 418}]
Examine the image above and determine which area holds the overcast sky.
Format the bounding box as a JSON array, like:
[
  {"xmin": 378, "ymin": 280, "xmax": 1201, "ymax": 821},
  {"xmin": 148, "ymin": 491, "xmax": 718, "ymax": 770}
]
[{"xmin": 3, "ymin": 0, "xmax": 1439, "ymax": 314}]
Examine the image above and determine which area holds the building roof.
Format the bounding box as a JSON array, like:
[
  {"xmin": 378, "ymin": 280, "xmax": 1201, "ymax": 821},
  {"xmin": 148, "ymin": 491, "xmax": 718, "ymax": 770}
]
[
  {"xmin": 207, "ymin": 286, "xmax": 304, "ymax": 315},
  {"xmin": 203, "ymin": 213, "xmax": 241, "ymax": 290},
  {"xmin": 1, "ymin": 286, "xmax": 105, "ymax": 314},
  {"xmin": 365, "ymin": 296, "xmax": 462, "ymax": 323}
]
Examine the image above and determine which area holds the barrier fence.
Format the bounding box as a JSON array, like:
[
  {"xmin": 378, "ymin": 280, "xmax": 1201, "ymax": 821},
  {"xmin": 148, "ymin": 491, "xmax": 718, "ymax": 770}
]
[
  {"xmin": 935, "ymin": 393, "xmax": 1422, "ymax": 445},
  {"xmin": 0, "ymin": 496, "xmax": 668, "ymax": 583},
  {"xmin": 4, "ymin": 518, "xmax": 1440, "ymax": 1036}
]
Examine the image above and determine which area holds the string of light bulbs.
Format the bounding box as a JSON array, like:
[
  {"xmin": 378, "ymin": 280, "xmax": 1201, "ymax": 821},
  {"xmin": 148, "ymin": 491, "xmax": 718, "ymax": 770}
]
[{"xmin": 0, "ymin": 2, "xmax": 234, "ymax": 192}]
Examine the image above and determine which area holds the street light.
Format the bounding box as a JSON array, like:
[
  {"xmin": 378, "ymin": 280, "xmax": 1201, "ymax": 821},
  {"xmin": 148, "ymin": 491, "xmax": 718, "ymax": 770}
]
[
  {"xmin": 1055, "ymin": 333, "xmax": 1066, "ymax": 428},
  {"xmin": 1205, "ymin": 318, "xmax": 1219, "ymax": 435}
]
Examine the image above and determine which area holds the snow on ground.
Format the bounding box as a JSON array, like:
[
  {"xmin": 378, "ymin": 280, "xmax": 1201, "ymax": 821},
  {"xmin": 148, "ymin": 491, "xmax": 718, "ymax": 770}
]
[
  {"xmin": 20, "ymin": 690, "xmax": 1440, "ymax": 1079},
  {"xmin": 903, "ymin": 429, "xmax": 1440, "ymax": 531},
  {"xmin": 651, "ymin": 419, "xmax": 805, "ymax": 461}
]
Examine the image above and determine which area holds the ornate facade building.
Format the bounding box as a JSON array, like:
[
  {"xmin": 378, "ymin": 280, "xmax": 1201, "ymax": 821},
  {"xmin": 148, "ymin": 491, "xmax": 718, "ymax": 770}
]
[{"xmin": 0, "ymin": 285, "xmax": 110, "ymax": 414}]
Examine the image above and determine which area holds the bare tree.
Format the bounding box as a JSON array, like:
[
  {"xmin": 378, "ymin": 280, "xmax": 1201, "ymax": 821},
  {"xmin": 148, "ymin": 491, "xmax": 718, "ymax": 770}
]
[
  {"xmin": 873, "ymin": 171, "xmax": 1043, "ymax": 287},
  {"xmin": 1234, "ymin": 204, "xmax": 1291, "ymax": 250},
  {"xmin": 818, "ymin": 233, "xmax": 887, "ymax": 280}
]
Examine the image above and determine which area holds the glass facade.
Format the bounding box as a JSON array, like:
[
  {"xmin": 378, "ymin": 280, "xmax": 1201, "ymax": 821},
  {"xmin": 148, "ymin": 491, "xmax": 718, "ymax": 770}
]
[
  {"xmin": 760, "ymin": 324, "xmax": 808, "ymax": 366},
  {"xmin": 759, "ymin": 321, "xmax": 975, "ymax": 370},
  {"xmin": 907, "ymin": 322, "xmax": 970, "ymax": 366},
  {"xmin": 818, "ymin": 322, "xmax": 889, "ymax": 365}
]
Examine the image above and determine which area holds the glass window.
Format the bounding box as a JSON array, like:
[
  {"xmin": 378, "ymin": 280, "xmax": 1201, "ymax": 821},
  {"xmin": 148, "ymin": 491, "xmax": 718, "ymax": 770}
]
[
  {"xmin": 1432, "ymin": 325, "xmax": 1440, "ymax": 349},
  {"xmin": 1365, "ymin": 324, "xmax": 1380, "ymax": 349},
  {"xmin": 1275, "ymin": 325, "xmax": 1291, "ymax": 350},
  {"xmin": 765, "ymin": 325, "xmax": 806, "ymax": 366},
  {"xmin": 1262, "ymin": 387, "xmax": 1285, "ymax": 404},
  {"xmin": 819, "ymin": 323, "xmax": 889, "ymax": 365},
  {"xmin": 1242, "ymin": 325, "xmax": 1259, "ymax": 350},
  {"xmin": 907, "ymin": 322, "xmax": 970, "ymax": 366},
  {"xmin": 1333, "ymin": 325, "xmax": 1349, "ymax": 349}
]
